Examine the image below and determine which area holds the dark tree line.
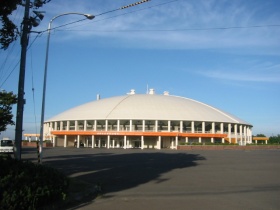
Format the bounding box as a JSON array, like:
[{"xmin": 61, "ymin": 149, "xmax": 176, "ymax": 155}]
[
  {"xmin": 269, "ymin": 135, "xmax": 280, "ymax": 144},
  {"xmin": 254, "ymin": 133, "xmax": 280, "ymax": 144},
  {"xmin": 0, "ymin": 91, "xmax": 17, "ymax": 134},
  {"xmin": 0, "ymin": 0, "xmax": 51, "ymax": 50}
]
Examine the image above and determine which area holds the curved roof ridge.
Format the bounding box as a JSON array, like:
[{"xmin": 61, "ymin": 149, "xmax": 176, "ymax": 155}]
[
  {"xmin": 105, "ymin": 94, "xmax": 131, "ymax": 119},
  {"xmin": 46, "ymin": 93, "xmax": 251, "ymax": 126},
  {"xmin": 171, "ymin": 95, "xmax": 241, "ymax": 124}
]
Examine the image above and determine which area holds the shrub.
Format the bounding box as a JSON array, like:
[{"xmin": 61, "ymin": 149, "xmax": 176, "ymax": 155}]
[{"xmin": 0, "ymin": 155, "xmax": 69, "ymax": 210}]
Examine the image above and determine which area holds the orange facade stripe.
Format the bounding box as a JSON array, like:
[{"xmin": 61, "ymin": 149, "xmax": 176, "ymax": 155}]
[
  {"xmin": 24, "ymin": 133, "xmax": 40, "ymax": 137},
  {"xmin": 51, "ymin": 130, "xmax": 227, "ymax": 138},
  {"xmin": 253, "ymin": 137, "xmax": 269, "ymax": 141}
]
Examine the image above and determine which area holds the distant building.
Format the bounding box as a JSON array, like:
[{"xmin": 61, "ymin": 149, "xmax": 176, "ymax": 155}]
[
  {"xmin": 252, "ymin": 137, "xmax": 269, "ymax": 144},
  {"xmin": 43, "ymin": 90, "xmax": 253, "ymax": 149}
]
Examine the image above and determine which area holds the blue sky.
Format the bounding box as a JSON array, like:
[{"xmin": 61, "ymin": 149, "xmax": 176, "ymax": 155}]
[{"xmin": 0, "ymin": 0, "xmax": 279, "ymax": 138}]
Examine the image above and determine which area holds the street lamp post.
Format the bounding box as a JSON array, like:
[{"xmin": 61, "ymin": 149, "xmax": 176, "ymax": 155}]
[{"xmin": 39, "ymin": 12, "xmax": 94, "ymax": 163}]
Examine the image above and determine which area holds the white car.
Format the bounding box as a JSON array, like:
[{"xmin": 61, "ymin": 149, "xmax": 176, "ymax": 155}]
[{"xmin": 0, "ymin": 139, "xmax": 14, "ymax": 153}]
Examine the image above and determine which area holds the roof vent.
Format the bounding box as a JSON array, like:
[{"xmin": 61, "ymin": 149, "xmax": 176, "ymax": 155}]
[
  {"xmin": 163, "ymin": 91, "xmax": 169, "ymax": 96},
  {"xmin": 149, "ymin": 89, "xmax": 155, "ymax": 95},
  {"xmin": 128, "ymin": 89, "xmax": 136, "ymax": 95}
]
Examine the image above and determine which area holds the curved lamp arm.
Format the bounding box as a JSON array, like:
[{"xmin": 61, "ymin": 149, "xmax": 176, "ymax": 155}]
[{"xmin": 39, "ymin": 12, "xmax": 94, "ymax": 163}]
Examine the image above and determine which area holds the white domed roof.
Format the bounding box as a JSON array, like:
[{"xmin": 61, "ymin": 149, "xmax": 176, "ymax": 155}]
[{"xmin": 47, "ymin": 94, "xmax": 250, "ymax": 125}]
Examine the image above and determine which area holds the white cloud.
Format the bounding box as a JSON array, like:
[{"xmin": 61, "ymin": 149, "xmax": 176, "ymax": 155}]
[
  {"xmin": 196, "ymin": 59, "xmax": 280, "ymax": 83},
  {"xmin": 198, "ymin": 70, "xmax": 280, "ymax": 83},
  {"xmin": 31, "ymin": 0, "xmax": 278, "ymax": 51}
]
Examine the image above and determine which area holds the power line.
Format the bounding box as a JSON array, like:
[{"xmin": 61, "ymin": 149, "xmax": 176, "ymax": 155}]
[
  {"xmin": 0, "ymin": 5, "xmax": 24, "ymax": 76},
  {"xmin": 37, "ymin": 0, "xmax": 154, "ymax": 34},
  {"xmin": 54, "ymin": 0, "xmax": 179, "ymax": 31},
  {"xmin": 96, "ymin": 0, "xmax": 152, "ymax": 16},
  {"xmin": 0, "ymin": 0, "xmax": 154, "ymax": 88},
  {"xmin": 59, "ymin": 24, "xmax": 280, "ymax": 33},
  {"xmin": 30, "ymin": 47, "xmax": 38, "ymax": 136},
  {"xmin": 0, "ymin": 33, "xmax": 41, "ymax": 88}
]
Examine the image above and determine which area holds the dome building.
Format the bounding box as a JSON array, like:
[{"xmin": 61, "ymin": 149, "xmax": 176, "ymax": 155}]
[{"xmin": 44, "ymin": 89, "xmax": 253, "ymax": 149}]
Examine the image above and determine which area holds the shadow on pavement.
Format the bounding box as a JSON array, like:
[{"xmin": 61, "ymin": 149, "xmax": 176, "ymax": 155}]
[{"xmin": 22, "ymin": 148, "xmax": 205, "ymax": 209}]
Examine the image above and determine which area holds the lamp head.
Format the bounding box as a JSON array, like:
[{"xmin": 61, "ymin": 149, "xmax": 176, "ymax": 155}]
[
  {"xmin": 31, "ymin": 18, "xmax": 40, "ymax": 27},
  {"xmin": 31, "ymin": 11, "xmax": 45, "ymax": 27},
  {"xmin": 34, "ymin": 0, "xmax": 44, "ymax": 7},
  {"xmin": 33, "ymin": 11, "xmax": 45, "ymax": 20},
  {"xmin": 84, "ymin": 14, "xmax": 95, "ymax": 20}
]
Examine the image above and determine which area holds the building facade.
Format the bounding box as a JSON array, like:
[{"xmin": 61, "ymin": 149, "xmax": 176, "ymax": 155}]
[{"xmin": 43, "ymin": 90, "xmax": 253, "ymax": 149}]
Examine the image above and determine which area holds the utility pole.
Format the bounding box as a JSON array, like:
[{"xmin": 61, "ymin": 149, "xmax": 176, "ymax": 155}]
[{"xmin": 14, "ymin": 0, "xmax": 31, "ymax": 160}]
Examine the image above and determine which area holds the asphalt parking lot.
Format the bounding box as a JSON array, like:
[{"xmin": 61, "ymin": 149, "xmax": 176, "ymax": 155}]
[{"xmin": 22, "ymin": 147, "xmax": 280, "ymax": 210}]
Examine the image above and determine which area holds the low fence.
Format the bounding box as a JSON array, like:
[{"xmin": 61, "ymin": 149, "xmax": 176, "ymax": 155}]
[
  {"xmin": 177, "ymin": 145, "xmax": 280, "ymax": 150},
  {"xmin": 22, "ymin": 142, "xmax": 53, "ymax": 148}
]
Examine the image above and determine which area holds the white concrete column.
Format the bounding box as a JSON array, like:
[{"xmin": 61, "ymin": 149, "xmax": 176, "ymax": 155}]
[
  {"xmin": 248, "ymin": 127, "xmax": 252, "ymax": 143},
  {"xmin": 54, "ymin": 121, "xmax": 58, "ymax": 130},
  {"xmin": 221, "ymin": 123, "xmax": 224, "ymax": 134},
  {"xmin": 155, "ymin": 120, "xmax": 158, "ymax": 132},
  {"xmin": 92, "ymin": 135, "xmax": 95, "ymax": 148},
  {"xmin": 107, "ymin": 135, "xmax": 110, "ymax": 149},
  {"xmin": 105, "ymin": 120, "xmax": 108, "ymax": 131},
  {"xmin": 199, "ymin": 137, "xmax": 202, "ymax": 143},
  {"xmin": 94, "ymin": 120, "xmax": 97, "ymax": 131},
  {"xmin": 117, "ymin": 120, "xmax": 120, "ymax": 131},
  {"xmin": 175, "ymin": 136, "xmax": 178, "ymax": 150},
  {"xmin": 116, "ymin": 140, "xmax": 120, "ymax": 148},
  {"xmin": 67, "ymin": 121, "xmax": 69, "ymax": 131},
  {"xmin": 234, "ymin": 124, "xmax": 238, "ymax": 144},
  {"xmin": 158, "ymin": 136, "xmax": 161, "ymax": 150},
  {"xmin": 212, "ymin": 122, "xmax": 215, "ymax": 134},
  {"xmin": 185, "ymin": 137, "xmax": 189, "ymax": 143},
  {"xmin": 244, "ymin": 126, "xmax": 247, "ymax": 145},
  {"xmin": 180, "ymin": 121, "xmax": 183, "ymax": 133},
  {"xmin": 141, "ymin": 136, "xmax": 144, "ymax": 149},
  {"xmin": 60, "ymin": 121, "xmax": 63, "ymax": 130},
  {"xmin": 250, "ymin": 128, "xmax": 253, "ymax": 143},
  {"xmin": 228, "ymin": 124, "xmax": 232, "ymax": 143},
  {"xmin": 239, "ymin": 125, "xmax": 243, "ymax": 145},
  {"xmin": 222, "ymin": 138, "xmax": 225, "ymax": 143},
  {"xmin": 98, "ymin": 139, "xmax": 101, "ymax": 148},
  {"xmin": 129, "ymin": 139, "xmax": 131, "ymax": 148},
  {"xmin": 124, "ymin": 136, "xmax": 127, "ymax": 149},
  {"xmin": 53, "ymin": 137, "xmax": 56, "ymax": 147},
  {"xmin": 191, "ymin": 121, "xmax": 195, "ymax": 133},
  {"xmin": 202, "ymin": 121, "xmax": 205, "ymax": 133},
  {"xmin": 211, "ymin": 137, "xmax": 214, "ymax": 143},
  {"xmin": 84, "ymin": 120, "xmax": 87, "ymax": 131},
  {"xmin": 130, "ymin": 120, "xmax": 132, "ymax": 131},
  {"xmin": 142, "ymin": 120, "xmax": 145, "ymax": 132},
  {"xmin": 168, "ymin": 121, "xmax": 171, "ymax": 132},
  {"xmin": 247, "ymin": 128, "xmax": 250, "ymax": 143},
  {"xmin": 64, "ymin": 135, "xmax": 67, "ymax": 147},
  {"xmin": 171, "ymin": 138, "xmax": 174, "ymax": 149},
  {"xmin": 75, "ymin": 121, "xmax": 78, "ymax": 131},
  {"xmin": 77, "ymin": 135, "xmax": 80, "ymax": 148}
]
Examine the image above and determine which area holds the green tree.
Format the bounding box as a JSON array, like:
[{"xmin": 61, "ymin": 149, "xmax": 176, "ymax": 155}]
[
  {"xmin": 255, "ymin": 134, "xmax": 266, "ymax": 137},
  {"xmin": 0, "ymin": 0, "xmax": 51, "ymax": 50},
  {"xmin": 269, "ymin": 135, "xmax": 280, "ymax": 144},
  {"xmin": 0, "ymin": 91, "xmax": 17, "ymax": 133},
  {"xmin": 0, "ymin": 0, "xmax": 20, "ymax": 50}
]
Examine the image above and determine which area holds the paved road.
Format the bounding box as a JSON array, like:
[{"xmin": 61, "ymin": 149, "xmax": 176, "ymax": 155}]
[{"xmin": 22, "ymin": 147, "xmax": 280, "ymax": 210}]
